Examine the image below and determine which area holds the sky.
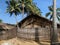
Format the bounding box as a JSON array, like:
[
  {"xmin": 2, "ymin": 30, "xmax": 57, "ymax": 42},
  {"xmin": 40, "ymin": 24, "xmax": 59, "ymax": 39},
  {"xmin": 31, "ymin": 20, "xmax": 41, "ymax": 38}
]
[{"xmin": 0, "ymin": 0, "xmax": 60, "ymax": 24}]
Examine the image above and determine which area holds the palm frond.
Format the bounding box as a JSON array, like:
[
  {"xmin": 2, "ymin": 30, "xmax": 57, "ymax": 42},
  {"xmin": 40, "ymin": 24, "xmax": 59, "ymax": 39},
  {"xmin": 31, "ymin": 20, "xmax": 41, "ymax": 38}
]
[
  {"xmin": 50, "ymin": 15, "xmax": 53, "ymax": 19},
  {"xmin": 48, "ymin": 6, "xmax": 53, "ymax": 11},
  {"xmin": 45, "ymin": 12, "xmax": 50, "ymax": 17},
  {"xmin": 57, "ymin": 16, "xmax": 60, "ymax": 21},
  {"xmin": 0, "ymin": 19, "xmax": 2, "ymax": 23},
  {"xmin": 56, "ymin": 8, "xmax": 60, "ymax": 11},
  {"xmin": 6, "ymin": 1, "xmax": 9, "ymax": 5},
  {"xmin": 6, "ymin": 0, "xmax": 21, "ymax": 16}
]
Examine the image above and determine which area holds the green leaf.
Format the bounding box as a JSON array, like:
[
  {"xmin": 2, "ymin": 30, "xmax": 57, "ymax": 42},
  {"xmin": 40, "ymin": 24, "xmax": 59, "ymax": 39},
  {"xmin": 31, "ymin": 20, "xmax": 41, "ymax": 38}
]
[
  {"xmin": 50, "ymin": 15, "xmax": 53, "ymax": 19},
  {"xmin": 46, "ymin": 12, "xmax": 50, "ymax": 17}
]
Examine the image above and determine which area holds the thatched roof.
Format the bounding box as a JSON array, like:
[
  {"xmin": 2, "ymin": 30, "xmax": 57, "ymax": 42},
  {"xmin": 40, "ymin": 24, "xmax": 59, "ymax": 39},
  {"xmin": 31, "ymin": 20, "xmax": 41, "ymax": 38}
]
[
  {"xmin": 18, "ymin": 14, "xmax": 60, "ymax": 27},
  {"xmin": 0, "ymin": 23, "xmax": 16, "ymax": 30},
  {"xmin": 18, "ymin": 14, "xmax": 51, "ymax": 26}
]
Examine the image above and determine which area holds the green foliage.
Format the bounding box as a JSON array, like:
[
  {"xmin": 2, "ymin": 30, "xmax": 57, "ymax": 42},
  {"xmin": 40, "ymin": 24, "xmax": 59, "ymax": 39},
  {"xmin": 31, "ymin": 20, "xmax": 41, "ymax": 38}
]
[
  {"xmin": 18, "ymin": 0, "xmax": 42, "ymax": 15},
  {"xmin": 6, "ymin": 0, "xmax": 42, "ymax": 16},
  {"xmin": 56, "ymin": 8, "xmax": 60, "ymax": 21},
  {"xmin": 0, "ymin": 19, "xmax": 2, "ymax": 23},
  {"xmin": 45, "ymin": 6, "xmax": 60, "ymax": 21},
  {"xmin": 6, "ymin": 0, "xmax": 21, "ymax": 16}
]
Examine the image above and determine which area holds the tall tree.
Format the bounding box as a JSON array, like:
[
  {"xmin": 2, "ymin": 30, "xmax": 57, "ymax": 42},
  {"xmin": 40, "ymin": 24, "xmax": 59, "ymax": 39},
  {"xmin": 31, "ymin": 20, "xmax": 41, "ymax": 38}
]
[{"xmin": 6, "ymin": 0, "xmax": 21, "ymax": 32}]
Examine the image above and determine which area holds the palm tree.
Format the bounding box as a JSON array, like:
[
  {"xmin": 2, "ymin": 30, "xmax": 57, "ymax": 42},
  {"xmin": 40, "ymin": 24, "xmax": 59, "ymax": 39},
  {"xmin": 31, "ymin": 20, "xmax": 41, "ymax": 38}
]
[
  {"xmin": 45, "ymin": 6, "xmax": 60, "ymax": 21},
  {"xmin": 18, "ymin": 0, "xmax": 41, "ymax": 16},
  {"xmin": 6, "ymin": 0, "xmax": 21, "ymax": 33}
]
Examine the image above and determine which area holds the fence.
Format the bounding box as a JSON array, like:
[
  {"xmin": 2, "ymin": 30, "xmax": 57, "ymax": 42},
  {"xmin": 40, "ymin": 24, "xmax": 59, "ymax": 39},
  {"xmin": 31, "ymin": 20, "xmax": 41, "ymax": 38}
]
[{"xmin": 0, "ymin": 28, "xmax": 60, "ymax": 42}]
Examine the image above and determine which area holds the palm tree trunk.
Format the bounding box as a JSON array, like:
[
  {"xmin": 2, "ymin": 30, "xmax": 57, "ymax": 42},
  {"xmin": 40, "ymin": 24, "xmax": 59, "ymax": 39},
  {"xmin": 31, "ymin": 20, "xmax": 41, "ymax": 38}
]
[
  {"xmin": 51, "ymin": 0, "xmax": 58, "ymax": 44},
  {"xmin": 14, "ymin": 15, "xmax": 20, "ymax": 38},
  {"xmin": 22, "ymin": 2, "xmax": 24, "ymax": 18}
]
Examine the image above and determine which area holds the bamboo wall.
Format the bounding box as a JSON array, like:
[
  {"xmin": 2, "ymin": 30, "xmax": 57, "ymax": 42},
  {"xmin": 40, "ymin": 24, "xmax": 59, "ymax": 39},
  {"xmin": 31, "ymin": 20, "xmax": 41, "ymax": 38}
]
[
  {"xmin": 17, "ymin": 28, "xmax": 50, "ymax": 42},
  {"xmin": 0, "ymin": 28, "xmax": 60, "ymax": 43}
]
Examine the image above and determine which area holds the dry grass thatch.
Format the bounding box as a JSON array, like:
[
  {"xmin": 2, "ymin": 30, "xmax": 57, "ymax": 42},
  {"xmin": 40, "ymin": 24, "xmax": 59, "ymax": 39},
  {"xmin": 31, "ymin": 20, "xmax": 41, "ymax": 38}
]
[{"xmin": 0, "ymin": 23, "xmax": 15, "ymax": 29}]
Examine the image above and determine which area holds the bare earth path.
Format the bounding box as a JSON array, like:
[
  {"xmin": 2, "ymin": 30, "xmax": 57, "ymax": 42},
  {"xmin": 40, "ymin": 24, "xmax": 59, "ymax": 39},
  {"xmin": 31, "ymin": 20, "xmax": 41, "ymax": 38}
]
[{"xmin": 0, "ymin": 38, "xmax": 50, "ymax": 45}]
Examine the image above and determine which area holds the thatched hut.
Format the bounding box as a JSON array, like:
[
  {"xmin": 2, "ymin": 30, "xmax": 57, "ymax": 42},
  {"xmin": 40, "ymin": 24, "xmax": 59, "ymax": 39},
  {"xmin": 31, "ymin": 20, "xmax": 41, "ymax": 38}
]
[{"xmin": 17, "ymin": 14, "xmax": 60, "ymax": 42}]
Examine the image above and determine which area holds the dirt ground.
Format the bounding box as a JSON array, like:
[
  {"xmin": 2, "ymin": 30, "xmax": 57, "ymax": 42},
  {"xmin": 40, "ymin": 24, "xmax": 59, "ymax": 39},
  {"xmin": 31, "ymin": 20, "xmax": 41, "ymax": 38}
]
[{"xmin": 0, "ymin": 38, "xmax": 50, "ymax": 45}]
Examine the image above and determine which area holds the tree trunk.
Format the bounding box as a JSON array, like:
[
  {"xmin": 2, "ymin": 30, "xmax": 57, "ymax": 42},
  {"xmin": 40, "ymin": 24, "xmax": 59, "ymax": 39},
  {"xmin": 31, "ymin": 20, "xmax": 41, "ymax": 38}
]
[
  {"xmin": 22, "ymin": 2, "xmax": 24, "ymax": 18},
  {"xmin": 14, "ymin": 15, "xmax": 20, "ymax": 37},
  {"xmin": 51, "ymin": 0, "xmax": 58, "ymax": 44}
]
